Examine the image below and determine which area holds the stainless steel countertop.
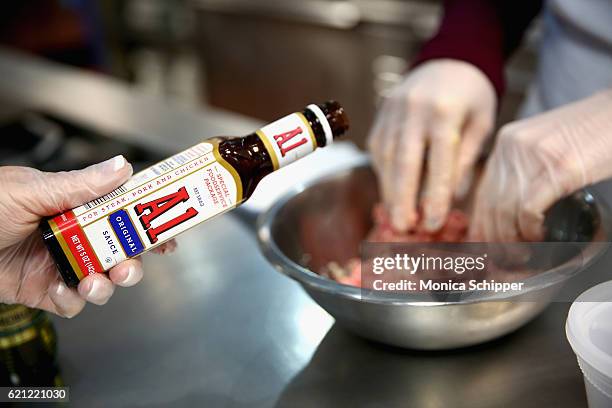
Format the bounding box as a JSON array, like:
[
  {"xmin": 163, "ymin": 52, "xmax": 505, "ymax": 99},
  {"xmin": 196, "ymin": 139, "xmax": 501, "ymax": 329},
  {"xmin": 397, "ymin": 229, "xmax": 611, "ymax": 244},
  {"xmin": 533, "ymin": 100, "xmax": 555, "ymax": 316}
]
[
  {"xmin": 50, "ymin": 157, "xmax": 612, "ymax": 408},
  {"xmin": 3, "ymin": 47, "xmax": 609, "ymax": 407},
  {"xmin": 50, "ymin": 210, "xmax": 612, "ymax": 408}
]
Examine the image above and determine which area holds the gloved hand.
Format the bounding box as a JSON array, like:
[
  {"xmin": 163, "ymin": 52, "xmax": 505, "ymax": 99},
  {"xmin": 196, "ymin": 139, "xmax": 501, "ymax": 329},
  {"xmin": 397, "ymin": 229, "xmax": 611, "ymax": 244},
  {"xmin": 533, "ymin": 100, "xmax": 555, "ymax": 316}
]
[
  {"xmin": 470, "ymin": 89, "xmax": 612, "ymax": 242},
  {"xmin": 0, "ymin": 156, "xmax": 175, "ymax": 317},
  {"xmin": 368, "ymin": 59, "xmax": 496, "ymax": 232}
]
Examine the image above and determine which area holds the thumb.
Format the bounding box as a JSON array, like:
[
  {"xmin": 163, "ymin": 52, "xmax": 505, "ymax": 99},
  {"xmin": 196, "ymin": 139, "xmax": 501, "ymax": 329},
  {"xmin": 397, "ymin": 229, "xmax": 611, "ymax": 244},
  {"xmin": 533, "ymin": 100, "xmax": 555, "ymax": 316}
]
[{"xmin": 36, "ymin": 155, "xmax": 133, "ymax": 216}]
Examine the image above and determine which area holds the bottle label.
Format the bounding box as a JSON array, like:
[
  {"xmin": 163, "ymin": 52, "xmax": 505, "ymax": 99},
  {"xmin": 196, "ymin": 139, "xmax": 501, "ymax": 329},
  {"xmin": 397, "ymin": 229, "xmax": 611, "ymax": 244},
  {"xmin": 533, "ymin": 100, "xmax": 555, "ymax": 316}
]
[
  {"xmin": 0, "ymin": 305, "xmax": 45, "ymax": 349},
  {"xmin": 48, "ymin": 142, "xmax": 242, "ymax": 278},
  {"xmin": 256, "ymin": 112, "xmax": 318, "ymax": 170}
]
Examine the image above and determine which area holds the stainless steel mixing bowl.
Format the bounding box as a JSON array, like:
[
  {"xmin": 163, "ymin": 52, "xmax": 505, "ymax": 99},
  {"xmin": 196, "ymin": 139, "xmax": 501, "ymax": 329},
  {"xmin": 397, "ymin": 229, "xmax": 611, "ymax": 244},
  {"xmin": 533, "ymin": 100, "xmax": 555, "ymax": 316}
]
[{"xmin": 257, "ymin": 161, "xmax": 611, "ymax": 349}]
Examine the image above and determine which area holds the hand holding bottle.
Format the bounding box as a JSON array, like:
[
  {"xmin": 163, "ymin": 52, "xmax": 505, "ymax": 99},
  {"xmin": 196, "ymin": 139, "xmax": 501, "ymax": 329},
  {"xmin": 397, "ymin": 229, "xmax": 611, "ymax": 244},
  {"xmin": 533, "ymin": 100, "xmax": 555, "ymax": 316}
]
[{"xmin": 0, "ymin": 157, "xmax": 173, "ymax": 317}]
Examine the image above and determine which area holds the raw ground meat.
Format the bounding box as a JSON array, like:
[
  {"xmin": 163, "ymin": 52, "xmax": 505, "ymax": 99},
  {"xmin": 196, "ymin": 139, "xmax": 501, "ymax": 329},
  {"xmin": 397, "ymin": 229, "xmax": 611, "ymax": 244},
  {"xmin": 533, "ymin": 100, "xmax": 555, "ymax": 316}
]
[
  {"xmin": 318, "ymin": 204, "xmax": 540, "ymax": 288},
  {"xmin": 367, "ymin": 204, "xmax": 469, "ymax": 243},
  {"xmin": 320, "ymin": 204, "xmax": 470, "ymax": 287}
]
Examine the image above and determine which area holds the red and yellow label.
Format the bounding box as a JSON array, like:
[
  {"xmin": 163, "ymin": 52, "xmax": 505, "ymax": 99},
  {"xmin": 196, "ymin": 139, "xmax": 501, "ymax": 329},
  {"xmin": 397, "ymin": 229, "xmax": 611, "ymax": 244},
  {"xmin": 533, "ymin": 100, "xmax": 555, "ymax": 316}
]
[
  {"xmin": 49, "ymin": 142, "xmax": 242, "ymax": 280},
  {"xmin": 49, "ymin": 211, "xmax": 102, "ymax": 279}
]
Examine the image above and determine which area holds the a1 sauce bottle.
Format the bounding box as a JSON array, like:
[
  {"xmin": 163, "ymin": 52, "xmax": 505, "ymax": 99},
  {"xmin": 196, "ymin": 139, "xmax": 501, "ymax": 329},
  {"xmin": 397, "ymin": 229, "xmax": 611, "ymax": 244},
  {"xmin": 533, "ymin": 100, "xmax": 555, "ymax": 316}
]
[{"xmin": 41, "ymin": 101, "xmax": 349, "ymax": 286}]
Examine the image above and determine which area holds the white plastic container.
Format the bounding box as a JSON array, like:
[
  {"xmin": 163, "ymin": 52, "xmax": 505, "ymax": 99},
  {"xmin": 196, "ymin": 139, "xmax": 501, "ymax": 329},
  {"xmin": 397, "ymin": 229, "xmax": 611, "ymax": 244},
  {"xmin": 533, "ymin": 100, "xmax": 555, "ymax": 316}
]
[{"xmin": 566, "ymin": 281, "xmax": 612, "ymax": 407}]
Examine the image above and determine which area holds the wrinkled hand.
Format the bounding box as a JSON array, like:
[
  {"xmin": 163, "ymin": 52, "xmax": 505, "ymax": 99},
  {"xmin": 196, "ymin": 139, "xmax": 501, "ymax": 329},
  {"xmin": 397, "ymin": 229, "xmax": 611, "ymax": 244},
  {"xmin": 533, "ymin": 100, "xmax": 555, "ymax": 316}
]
[
  {"xmin": 471, "ymin": 89, "xmax": 612, "ymax": 242},
  {"xmin": 0, "ymin": 156, "xmax": 175, "ymax": 317},
  {"xmin": 368, "ymin": 59, "xmax": 496, "ymax": 232}
]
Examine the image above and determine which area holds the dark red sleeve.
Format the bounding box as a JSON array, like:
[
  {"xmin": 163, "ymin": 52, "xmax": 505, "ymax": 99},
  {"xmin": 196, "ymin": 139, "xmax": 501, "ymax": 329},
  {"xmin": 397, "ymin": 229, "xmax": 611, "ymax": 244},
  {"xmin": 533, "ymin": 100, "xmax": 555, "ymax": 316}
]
[{"xmin": 412, "ymin": 0, "xmax": 543, "ymax": 98}]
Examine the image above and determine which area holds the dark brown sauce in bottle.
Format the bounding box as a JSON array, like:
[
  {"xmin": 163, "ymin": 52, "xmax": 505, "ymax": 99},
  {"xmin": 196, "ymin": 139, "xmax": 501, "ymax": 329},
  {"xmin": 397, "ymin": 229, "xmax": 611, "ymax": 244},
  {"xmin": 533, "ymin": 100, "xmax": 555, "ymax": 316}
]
[{"xmin": 217, "ymin": 101, "xmax": 349, "ymax": 200}]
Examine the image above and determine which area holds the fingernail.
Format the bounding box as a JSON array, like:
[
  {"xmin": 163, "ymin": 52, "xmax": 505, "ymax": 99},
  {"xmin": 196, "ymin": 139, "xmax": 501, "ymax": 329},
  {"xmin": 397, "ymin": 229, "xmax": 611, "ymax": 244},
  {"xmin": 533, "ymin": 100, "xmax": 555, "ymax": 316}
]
[
  {"xmin": 425, "ymin": 216, "xmax": 443, "ymax": 232},
  {"xmin": 101, "ymin": 155, "xmax": 126, "ymax": 172},
  {"xmin": 63, "ymin": 310, "xmax": 78, "ymax": 319},
  {"xmin": 391, "ymin": 208, "xmax": 407, "ymax": 231},
  {"xmin": 55, "ymin": 281, "xmax": 68, "ymax": 296},
  {"xmin": 120, "ymin": 265, "xmax": 140, "ymax": 286},
  {"xmin": 86, "ymin": 279, "xmax": 105, "ymax": 302}
]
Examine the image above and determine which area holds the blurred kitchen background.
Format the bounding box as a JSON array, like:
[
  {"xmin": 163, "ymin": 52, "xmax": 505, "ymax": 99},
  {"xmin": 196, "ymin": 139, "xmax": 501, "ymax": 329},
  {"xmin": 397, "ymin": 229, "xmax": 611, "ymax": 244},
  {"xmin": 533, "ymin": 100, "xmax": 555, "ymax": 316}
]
[{"xmin": 0, "ymin": 0, "xmax": 539, "ymax": 171}]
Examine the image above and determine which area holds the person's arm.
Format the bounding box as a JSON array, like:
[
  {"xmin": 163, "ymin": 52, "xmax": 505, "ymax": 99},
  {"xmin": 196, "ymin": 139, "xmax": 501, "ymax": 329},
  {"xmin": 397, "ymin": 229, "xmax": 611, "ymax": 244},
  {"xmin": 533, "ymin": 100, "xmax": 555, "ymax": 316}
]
[{"xmin": 413, "ymin": 0, "xmax": 544, "ymax": 98}]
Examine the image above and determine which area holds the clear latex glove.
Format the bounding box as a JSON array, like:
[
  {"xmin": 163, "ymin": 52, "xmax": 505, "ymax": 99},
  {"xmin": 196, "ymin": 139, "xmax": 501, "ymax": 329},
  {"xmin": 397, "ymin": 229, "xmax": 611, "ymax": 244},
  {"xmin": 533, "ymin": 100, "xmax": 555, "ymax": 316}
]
[
  {"xmin": 470, "ymin": 89, "xmax": 612, "ymax": 242},
  {"xmin": 0, "ymin": 157, "xmax": 176, "ymax": 317},
  {"xmin": 368, "ymin": 59, "xmax": 496, "ymax": 232}
]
